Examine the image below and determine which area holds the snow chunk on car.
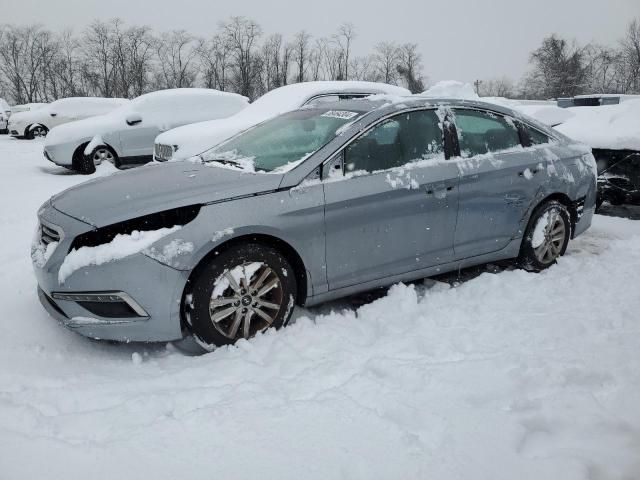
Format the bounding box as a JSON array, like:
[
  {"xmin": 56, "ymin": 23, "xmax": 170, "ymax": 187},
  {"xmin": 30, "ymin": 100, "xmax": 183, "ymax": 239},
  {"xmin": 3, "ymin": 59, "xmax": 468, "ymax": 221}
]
[{"xmin": 58, "ymin": 226, "xmax": 181, "ymax": 283}]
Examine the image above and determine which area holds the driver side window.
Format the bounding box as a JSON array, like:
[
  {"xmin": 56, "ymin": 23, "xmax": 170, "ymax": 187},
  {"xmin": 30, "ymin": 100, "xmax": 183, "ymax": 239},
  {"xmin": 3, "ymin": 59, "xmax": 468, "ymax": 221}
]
[{"xmin": 343, "ymin": 109, "xmax": 444, "ymax": 174}]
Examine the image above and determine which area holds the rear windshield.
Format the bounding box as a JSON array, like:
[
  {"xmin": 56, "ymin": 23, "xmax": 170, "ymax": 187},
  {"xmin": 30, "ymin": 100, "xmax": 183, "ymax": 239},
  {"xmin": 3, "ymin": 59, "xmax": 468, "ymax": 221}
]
[{"xmin": 201, "ymin": 108, "xmax": 364, "ymax": 173}]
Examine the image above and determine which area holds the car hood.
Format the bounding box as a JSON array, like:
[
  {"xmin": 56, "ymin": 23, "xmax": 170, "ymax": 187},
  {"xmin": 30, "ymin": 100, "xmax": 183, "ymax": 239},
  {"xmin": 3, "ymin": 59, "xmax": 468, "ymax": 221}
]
[
  {"xmin": 156, "ymin": 117, "xmax": 256, "ymax": 161},
  {"xmin": 8, "ymin": 109, "xmax": 41, "ymax": 126},
  {"xmin": 51, "ymin": 160, "xmax": 284, "ymax": 227},
  {"xmin": 44, "ymin": 112, "xmax": 125, "ymax": 147}
]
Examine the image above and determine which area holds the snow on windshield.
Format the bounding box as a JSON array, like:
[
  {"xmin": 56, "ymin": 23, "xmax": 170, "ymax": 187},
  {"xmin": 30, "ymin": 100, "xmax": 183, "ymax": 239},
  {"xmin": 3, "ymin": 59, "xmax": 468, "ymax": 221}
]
[{"xmin": 200, "ymin": 108, "xmax": 364, "ymax": 173}]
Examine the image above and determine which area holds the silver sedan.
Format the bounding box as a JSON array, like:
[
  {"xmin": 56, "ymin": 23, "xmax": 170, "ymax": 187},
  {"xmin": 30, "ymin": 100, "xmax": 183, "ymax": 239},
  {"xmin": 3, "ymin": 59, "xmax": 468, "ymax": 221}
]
[{"xmin": 33, "ymin": 97, "xmax": 597, "ymax": 349}]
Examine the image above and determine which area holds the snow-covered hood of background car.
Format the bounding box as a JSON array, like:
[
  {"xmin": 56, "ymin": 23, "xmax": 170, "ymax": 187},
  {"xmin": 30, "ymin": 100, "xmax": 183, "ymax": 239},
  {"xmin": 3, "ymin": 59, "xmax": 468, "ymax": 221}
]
[
  {"xmin": 44, "ymin": 112, "xmax": 125, "ymax": 147},
  {"xmin": 50, "ymin": 161, "xmax": 284, "ymax": 227},
  {"xmin": 7, "ymin": 109, "xmax": 40, "ymax": 127}
]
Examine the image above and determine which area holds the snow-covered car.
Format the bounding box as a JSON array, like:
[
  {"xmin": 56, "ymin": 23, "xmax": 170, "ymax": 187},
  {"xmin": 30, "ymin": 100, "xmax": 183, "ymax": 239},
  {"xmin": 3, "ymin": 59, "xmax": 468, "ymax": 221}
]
[
  {"xmin": 43, "ymin": 88, "xmax": 248, "ymax": 174},
  {"xmin": 555, "ymin": 99, "xmax": 640, "ymax": 209},
  {"xmin": 11, "ymin": 102, "xmax": 48, "ymax": 114},
  {"xmin": 8, "ymin": 97, "xmax": 128, "ymax": 139},
  {"xmin": 0, "ymin": 112, "xmax": 7, "ymax": 135},
  {"xmin": 33, "ymin": 96, "xmax": 596, "ymax": 349},
  {"xmin": 153, "ymin": 81, "xmax": 411, "ymax": 162},
  {"xmin": 0, "ymin": 98, "xmax": 10, "ymax": 134}
]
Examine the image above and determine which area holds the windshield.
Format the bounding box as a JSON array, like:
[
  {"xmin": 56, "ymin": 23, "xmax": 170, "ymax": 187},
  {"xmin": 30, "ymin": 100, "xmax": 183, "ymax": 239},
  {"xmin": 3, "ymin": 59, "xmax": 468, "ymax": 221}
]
[{"xmin": 201, "ymin": 108, "xmax": 364, "ymax": 173}]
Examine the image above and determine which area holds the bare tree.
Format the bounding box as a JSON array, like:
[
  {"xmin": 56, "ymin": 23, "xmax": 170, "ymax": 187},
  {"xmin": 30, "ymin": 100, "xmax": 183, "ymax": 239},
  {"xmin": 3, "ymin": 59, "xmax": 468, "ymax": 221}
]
[
  {"xmin": 620, "ymin": 18, "xmax": 640, "ymax": 93},
  {"xmin": 396, "ymin": 43, "xmax": 425, "ymax": 93},
  {"xmin": 528, "ymin": 34, "xmax": 588, "ymax": 98},
  {"xmin": 198, "ymin": 34, "xmax": 231, "ymax": 91},
  {"xmin": 372, "ymin": 42, "xmax": 400, "ymax": 84},
  {"xmin": 222, "ymin": 16, "xmax": 262, "ymax": 99},
  {"xmin": 292, "ymin": 30, "xmax": 311, "ymax": 83},
  {"xmin": 480, "ymin": 77, "xmax": 515, "ymax": 97},
  {"xmin": 332, "ymin": 23, "xmax": 356, "ymax": 80},
  {"xmin": 154, "ymin": 30, "xmax": 199, "ymax": 89}
]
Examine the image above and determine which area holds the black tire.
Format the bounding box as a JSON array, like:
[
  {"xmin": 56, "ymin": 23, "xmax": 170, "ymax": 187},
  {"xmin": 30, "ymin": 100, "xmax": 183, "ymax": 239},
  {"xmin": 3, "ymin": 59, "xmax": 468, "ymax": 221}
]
[
  {"xmin": 72, "ymin": 144, "xmax": 96, "ymax": 174},
  {"xmin": 185, "ymin": 243, "xmax": 297, "ymax": 349},
  {"xmin": 25, "ymin": 124, "xmax": 47, "ymax": 139},
  {"xmin": 518, "ymin": 200, "xmax": 571, "ymax": 272}
]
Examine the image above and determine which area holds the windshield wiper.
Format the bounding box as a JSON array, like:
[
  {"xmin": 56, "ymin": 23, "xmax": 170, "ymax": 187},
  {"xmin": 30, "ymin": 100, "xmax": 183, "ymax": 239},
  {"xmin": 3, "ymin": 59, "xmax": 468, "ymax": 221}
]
[{"xmin": 201, "ymin": 157, "xmax": 242, "ymax": 167}]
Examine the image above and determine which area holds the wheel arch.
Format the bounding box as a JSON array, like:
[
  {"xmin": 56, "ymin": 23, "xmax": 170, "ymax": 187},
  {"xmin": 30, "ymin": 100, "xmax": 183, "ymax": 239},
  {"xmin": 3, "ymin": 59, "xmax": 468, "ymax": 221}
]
[
  {"xmin": 526, "ymin": 192, "xmax": 576, "ymax": 239},
  {"xmin": 73, "ymin": 141, "xmax": 120, "ymax": 162},
  {"xmin": 182, "ymin": 232, "xmax": 310, "ymax": 310}
]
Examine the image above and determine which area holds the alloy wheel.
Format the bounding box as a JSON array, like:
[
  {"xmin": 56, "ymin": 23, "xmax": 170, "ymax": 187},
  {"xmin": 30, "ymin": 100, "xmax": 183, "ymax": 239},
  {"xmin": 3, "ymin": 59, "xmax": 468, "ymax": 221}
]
[
  {"xmin": 92, "ymin": 148, "xmax": 114, "ymax": 166},
  {"xmin": 533, "ymin": 210, "xmax": 566, "ymax": 264},
  {"xmin": 208, "ymin": 263, "xmax": 283, "ymax": 340}
]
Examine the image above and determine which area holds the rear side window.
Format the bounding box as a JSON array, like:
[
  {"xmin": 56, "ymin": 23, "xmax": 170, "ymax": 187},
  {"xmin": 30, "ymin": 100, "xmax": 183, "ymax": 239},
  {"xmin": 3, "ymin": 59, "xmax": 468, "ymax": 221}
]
[
  {"xmin": 453, "ymin": 109, "xmax": 521, "ymax": 157},
  {"xmin": 522, "ymin": 124, "xmax": 552, "ymax": 146},
  {"xmin": 344, "ymin": 109, "xmax": 444, "ymax": 173}
]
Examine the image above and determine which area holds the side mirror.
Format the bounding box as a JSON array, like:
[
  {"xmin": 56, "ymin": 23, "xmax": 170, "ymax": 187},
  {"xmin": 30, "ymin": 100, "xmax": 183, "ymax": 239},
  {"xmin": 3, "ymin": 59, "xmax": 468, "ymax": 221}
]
[{"xmin": 126, "ymin": 113, "xmax": 142, "ymax": 126}]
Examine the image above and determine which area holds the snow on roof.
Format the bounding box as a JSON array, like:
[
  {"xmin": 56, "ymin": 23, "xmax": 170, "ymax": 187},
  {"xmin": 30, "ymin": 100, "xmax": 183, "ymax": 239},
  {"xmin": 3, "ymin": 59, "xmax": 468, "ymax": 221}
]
[
  {"xmin": 554, "ymin": 99, "xmax": 640, "ymax": 151},
  {"xmin": 421, "ymin": 81, "xmax": 479, "ymax": 100},
  {"xmin": 234, "ymin": 81, "xmax": 410, "ymax": 122}
]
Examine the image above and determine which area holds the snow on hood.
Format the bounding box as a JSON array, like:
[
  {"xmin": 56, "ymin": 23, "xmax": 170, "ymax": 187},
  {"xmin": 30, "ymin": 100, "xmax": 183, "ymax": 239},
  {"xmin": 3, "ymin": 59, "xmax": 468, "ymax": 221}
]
[
  {"xmin": 421, "ymin": 81, "xmax": 480, "ymax": 100},
  {"xmin": 554, "ymin": 99, "xmax": 640, "ymax": 151},
  {"xmin": 50, "ymin": 161, "xmax": 283, "ymax": 227},
  {"xmin": 156, "ymin": 81, "xmax": 411, "ymax": 161}
]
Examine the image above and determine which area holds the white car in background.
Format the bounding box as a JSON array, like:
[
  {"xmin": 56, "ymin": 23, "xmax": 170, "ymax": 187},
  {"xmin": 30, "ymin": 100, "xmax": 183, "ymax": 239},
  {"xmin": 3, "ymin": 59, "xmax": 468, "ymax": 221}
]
[
  {"xmin": 44, "ymin": 88, "xmax": 249, "ymax": 174},
  {"xmin": 8, "ymin": 97, "xmax": 128, "ymax": 139},
  {"xmin": 0, "ymin": 98, "xmax": 10, "ymax": 134},
  {"xmin": 153, "ymin": 81, "xmax": 411, "ymax": 162}
]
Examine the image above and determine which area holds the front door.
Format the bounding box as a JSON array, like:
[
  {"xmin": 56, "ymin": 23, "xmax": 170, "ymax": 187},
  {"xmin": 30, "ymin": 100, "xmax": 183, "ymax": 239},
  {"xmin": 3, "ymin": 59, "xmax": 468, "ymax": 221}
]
[{"xmin": 323, "ymin": 109, "xmax": 460, "ymax": 291}]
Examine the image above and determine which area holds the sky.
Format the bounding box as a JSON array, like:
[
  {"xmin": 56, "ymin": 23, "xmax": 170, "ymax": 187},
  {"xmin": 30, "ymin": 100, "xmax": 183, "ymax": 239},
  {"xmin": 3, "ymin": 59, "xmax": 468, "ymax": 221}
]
[{"xmin": 1, "ymin": 0, "xmax": 638, "ymax": 85}]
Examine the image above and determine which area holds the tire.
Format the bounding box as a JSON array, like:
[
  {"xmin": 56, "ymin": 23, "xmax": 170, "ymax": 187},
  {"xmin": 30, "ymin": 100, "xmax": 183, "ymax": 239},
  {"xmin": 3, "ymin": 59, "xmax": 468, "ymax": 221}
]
[
  {"xmin": 518, "ymin": 200, "xmax": 571, "ymax": 272},
  {"xmin": 72, "ymin": 145, "xmax": 116, "ymax": 175},
  {"xmin": 26, "ymin": 124, "xmax": 48, "ymax": 139},
  {"xmin": 184, "ymin": 243, "xmax": 297, "ymax": 349}
]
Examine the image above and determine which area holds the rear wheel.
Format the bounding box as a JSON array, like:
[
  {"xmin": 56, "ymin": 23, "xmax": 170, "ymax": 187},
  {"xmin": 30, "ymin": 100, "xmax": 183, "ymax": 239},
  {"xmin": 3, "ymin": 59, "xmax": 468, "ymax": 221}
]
[
  {"xmin": 518, "ymin": 200, "xmax": 571, "ymax": 272},
  {"xmin": 184, "ymin": 243, "xmax": 297, "ymax": 349}
]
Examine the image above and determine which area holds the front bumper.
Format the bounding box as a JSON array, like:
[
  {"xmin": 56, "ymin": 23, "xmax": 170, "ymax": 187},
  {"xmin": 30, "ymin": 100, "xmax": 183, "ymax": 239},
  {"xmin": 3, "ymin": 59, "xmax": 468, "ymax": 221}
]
[
  {"xmin": 43, "ymin": 142, "xmax": 76, "ymax": 166},
  {"xmin": 33, "ymin": 203, "xmax": 189, "ymax": 342}
]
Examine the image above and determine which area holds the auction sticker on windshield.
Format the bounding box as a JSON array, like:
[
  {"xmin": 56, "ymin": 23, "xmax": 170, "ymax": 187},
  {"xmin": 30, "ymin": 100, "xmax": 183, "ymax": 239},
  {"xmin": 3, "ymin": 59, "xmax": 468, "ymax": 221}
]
[{"xmin": 321, "ymin": 110, "xmax": 359, "ymax": 120}]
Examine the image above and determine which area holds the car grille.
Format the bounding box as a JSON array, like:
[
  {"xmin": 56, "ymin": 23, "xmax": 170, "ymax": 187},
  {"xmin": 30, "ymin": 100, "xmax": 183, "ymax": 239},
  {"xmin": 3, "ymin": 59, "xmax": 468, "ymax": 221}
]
[
  {"xmin": 41, "ymin": 223, "xmax": 61, "ymax": 246},
  {"xmin": 154, "ymin": 143, "xmax": 173, "ymax": 161}
]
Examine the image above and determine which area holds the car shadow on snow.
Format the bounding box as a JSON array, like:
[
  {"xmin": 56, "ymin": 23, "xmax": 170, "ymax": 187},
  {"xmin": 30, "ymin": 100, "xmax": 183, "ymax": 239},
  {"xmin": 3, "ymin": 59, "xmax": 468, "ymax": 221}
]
[{"xmin": 597, "ymin": 203, "xmax": 640, "ymax": 220}]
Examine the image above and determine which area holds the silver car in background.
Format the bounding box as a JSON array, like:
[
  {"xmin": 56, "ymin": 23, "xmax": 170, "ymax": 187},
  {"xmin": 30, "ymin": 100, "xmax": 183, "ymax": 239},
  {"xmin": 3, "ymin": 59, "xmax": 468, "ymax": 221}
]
[
  {"xmin": 33, "ymin": 97, "xmax": 597, "ymax": 350},
  {"xmin": 44, "ymin": 89, "xmax": 249, "ymax": 174}
]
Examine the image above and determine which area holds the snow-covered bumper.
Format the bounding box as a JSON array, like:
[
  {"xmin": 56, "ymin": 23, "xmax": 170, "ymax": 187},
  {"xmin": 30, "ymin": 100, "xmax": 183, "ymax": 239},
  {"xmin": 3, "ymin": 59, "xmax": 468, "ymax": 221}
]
[
  {"xmin": 43, "ymin": 141, "xmax": 78, "ymax": 166},
  {"xmin": 32, "ymin": 203, "xmax": 188, "ymax": 342},
  {"xmin": 7, "ymin": 119, "xmax": 25, "ymax": 137}
]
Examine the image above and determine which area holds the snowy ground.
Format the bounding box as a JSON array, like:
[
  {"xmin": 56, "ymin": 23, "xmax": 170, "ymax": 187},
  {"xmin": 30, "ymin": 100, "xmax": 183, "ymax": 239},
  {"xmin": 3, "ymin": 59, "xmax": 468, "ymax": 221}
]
[{"xmin": 1, "ymin": 134, "xmax": 640, "ymax": 479}]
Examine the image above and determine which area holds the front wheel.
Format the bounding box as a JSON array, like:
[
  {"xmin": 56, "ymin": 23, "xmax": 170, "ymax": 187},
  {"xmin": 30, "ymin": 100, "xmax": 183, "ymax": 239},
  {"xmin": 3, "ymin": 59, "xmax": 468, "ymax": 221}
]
[
  {"xmin": 518, "ymin": 200, "xmax": 571, "ymax": 272},
  {"xmin": 26, "ymin": 125, "xmax": 48, "ymax": 139},
  {"xmin": 184, "ymin": 243, "xmax": 297, "ymax": 349}
]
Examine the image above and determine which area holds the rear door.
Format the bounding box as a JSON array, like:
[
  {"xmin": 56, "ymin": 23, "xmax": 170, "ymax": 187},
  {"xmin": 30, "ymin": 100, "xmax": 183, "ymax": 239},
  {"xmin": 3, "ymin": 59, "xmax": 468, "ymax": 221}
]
[
  {"xmin": 451, "ymin": 108, "xmax": 547, "ymax": 258},
  {"xmin": 323, "ymin": 108, "xmax": 460, "ymax": 291}
]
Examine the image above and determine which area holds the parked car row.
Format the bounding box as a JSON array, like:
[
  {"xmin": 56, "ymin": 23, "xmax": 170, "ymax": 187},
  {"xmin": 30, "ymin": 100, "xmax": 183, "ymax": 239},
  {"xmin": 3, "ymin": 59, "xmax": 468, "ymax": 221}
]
[{"xmin": 31, "ymin": 92, "xmax": 598, "ymax": 349}]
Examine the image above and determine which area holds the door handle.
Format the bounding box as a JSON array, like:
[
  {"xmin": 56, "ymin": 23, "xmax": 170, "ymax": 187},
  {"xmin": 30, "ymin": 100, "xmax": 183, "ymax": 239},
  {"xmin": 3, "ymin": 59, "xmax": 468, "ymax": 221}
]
[{"xmin": 425, "ymin": 185, "xmax": 454, "ymax": 196}]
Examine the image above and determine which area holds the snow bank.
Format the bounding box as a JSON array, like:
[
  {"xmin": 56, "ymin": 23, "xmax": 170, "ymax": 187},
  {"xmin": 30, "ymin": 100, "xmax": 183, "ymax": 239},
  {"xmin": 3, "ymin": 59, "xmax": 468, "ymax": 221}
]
[
  {"xmin": 58, "ymin": 226, "xmax": 181, "ymax": 282},
  {"xmin": 3, "ymin": 136, "xmax": 640, "ymax": 479},
  {"xmin": 421, "ymin": 80, "xmax": 479, "ymax": 100},
  {"xmin": 555, "ymin": 99, "xmax": 640, "ymax": 150}
]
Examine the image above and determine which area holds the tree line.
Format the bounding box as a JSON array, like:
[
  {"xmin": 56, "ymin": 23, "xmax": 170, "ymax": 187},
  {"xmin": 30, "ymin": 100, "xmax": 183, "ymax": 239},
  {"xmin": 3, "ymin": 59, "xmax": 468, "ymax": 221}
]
[
  {"xmin": 1, "ymin": 16, "xmax": 638, "ymax": 105},
  {"xmin": 0, "ymin": 17, "xmax": 425, "ymax": 104},
  {"xmin": 479, "ymin": 19, "xmax": 640, "ymax": 99}
]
